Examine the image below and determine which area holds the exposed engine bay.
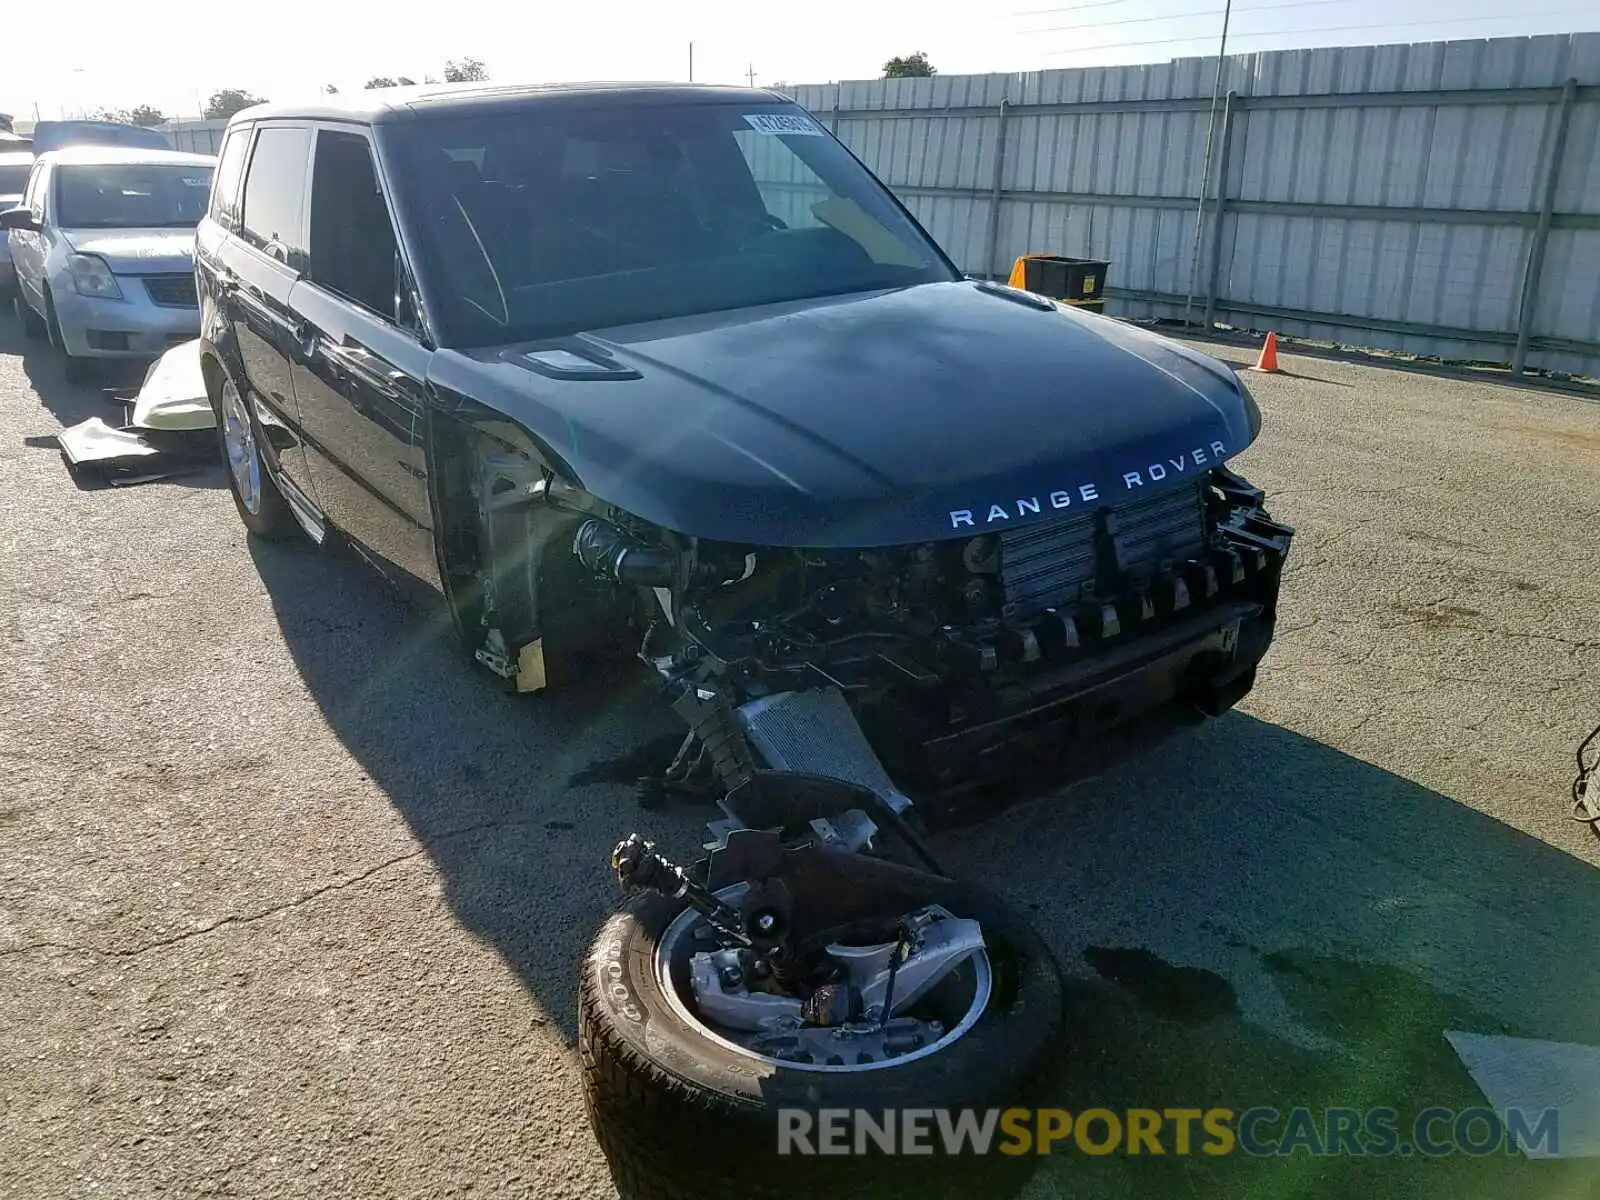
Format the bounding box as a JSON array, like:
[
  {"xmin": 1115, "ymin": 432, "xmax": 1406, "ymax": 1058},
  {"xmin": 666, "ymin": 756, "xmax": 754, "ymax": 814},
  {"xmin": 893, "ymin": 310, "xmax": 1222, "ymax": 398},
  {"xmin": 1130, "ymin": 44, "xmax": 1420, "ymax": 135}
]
[
  {"xmin": 578, "ymin": 465, "xmax": 1290, "ymax": 1070},
  {"xmin": 570, "ymin": 465, "xmax": 1294, "ymax": 810}
]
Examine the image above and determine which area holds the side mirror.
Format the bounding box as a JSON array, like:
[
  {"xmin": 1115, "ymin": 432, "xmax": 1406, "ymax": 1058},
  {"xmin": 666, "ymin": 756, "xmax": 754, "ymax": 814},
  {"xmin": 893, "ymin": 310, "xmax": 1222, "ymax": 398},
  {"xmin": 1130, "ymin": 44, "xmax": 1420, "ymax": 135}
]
[{"xmin": 0, "ymin": 206, "xmax": 40, "ymax": 232}]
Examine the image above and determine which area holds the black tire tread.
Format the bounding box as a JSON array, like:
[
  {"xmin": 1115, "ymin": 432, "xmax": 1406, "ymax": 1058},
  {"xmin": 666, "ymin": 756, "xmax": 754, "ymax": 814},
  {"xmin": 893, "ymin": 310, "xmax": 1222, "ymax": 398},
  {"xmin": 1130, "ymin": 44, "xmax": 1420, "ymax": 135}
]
[
  {"xmin": 13, "ymin": 291, "xmax": 46, "ymax": 339},
  {"xmin": 42, "ymin": 288, "xmax": 91, "ymax": 384},
  {"xmin": 578, "ymin": 880, "xmax": 1063, "ymax": 1200}
]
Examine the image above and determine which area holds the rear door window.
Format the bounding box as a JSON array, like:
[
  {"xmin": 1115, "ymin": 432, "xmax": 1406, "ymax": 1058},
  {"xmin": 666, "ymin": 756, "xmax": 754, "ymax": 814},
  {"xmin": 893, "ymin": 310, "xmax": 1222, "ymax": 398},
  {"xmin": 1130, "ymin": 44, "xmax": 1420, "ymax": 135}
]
[{"xmin": 239, "ymin": 125, "xmax": 310, "ymax": 264}]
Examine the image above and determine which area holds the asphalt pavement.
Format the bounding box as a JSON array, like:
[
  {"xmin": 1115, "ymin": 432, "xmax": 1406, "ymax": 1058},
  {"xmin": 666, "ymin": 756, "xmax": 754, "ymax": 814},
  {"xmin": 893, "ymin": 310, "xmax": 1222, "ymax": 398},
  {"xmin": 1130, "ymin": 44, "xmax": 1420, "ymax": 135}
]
[{"xmin": 2, "ymin": 315, "xmax": 1598, "ymax": 1200}]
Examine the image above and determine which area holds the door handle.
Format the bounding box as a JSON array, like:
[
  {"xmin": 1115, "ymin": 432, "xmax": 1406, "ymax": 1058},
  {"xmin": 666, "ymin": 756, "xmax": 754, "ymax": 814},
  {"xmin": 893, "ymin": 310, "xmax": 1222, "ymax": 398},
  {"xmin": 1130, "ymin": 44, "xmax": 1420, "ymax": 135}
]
[
  {"xmin": 386, "ymin": 369, "xmax": 425, "ymax": 401},
  {"xmin": 292, "ymin": 320, "xmax": 318, "ymax": 361}
]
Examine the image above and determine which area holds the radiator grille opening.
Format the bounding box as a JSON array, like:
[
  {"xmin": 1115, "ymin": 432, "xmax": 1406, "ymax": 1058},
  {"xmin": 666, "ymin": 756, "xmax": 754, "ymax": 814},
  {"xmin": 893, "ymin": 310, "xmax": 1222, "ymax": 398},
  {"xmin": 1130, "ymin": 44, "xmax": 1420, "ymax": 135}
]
[
  {"xmin": 142, "ymin": 274, "xmax": 198, "ymax": 308},
  {"xmin": 999, "ymin": 482, "xmax": 1207, "ymax": 616}
]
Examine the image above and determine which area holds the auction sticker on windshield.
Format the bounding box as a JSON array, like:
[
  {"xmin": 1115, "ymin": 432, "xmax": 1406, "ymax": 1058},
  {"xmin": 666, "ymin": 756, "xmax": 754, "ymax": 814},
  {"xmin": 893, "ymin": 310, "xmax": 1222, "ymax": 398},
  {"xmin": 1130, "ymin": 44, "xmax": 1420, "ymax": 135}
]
[{"xmin": 743, "ymin": 113, "xmax": 824, "ymax": 135}]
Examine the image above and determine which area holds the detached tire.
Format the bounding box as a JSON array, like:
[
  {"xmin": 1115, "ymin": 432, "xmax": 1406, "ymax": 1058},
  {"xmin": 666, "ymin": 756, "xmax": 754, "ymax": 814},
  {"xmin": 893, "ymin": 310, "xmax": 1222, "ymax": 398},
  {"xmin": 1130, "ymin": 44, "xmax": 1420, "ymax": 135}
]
[{"xmin": 580, "ymin": 875, "xmax": 1064, "ymax": 1200}]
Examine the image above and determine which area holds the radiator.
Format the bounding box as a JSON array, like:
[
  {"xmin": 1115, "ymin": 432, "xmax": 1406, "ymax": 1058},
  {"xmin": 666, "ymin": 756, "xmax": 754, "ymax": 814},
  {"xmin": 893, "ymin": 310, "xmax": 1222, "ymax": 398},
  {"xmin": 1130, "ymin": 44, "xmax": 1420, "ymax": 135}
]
[
  {"xmin": 737, "ymin": 687, "xmax": 912, "ymax": 813},
  {"xmin": 999, "ymin": 481, "xmax": 1207, "ymax": 616}
]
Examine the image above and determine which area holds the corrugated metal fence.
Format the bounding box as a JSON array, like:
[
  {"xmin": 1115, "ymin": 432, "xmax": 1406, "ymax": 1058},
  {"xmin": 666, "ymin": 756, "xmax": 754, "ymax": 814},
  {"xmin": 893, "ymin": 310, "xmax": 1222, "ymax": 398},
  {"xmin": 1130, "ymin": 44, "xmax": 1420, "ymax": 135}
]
[
  {"xmin": 162, "ymin": 119, "xmax": 227, "ymax": 155},
  {"xmin": 787, "ymin": 33, "xmax": 1600, "ymax": 376},
  {"xmin": 160, "ymin": 35, "xmax": 1600, "ymax": 375}
]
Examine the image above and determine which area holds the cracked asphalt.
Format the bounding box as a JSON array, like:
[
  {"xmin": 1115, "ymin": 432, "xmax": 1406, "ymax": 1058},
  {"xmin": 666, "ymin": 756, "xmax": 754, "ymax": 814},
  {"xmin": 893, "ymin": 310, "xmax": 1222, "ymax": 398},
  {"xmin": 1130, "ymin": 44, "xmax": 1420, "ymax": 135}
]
[{"xmin": 2, "ymin": 313, "xmax": 1599, "ymax": 1200}]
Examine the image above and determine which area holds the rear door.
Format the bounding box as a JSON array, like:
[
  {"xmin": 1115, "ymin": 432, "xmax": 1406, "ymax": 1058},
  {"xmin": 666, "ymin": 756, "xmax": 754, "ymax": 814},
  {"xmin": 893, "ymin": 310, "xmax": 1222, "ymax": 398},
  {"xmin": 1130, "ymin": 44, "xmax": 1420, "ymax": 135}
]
[
  {"xmin": 196, "ymin": 124, "xmax": 249, "ymax": 356},
  {"xmin": 287, "ymin": 125, "xmax": 438, "ymax": 588},
  {"xmin": 217, "ymin": 122, "xmax": 318, "ymax": 505}
]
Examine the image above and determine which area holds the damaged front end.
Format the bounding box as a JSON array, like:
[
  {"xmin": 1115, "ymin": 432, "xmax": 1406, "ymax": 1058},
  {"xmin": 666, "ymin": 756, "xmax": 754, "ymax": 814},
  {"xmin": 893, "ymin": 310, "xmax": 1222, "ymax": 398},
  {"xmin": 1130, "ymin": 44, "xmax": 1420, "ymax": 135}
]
[{"xmin": 573, "ymin": 464, "xmax": 1294, "ymax": 816}]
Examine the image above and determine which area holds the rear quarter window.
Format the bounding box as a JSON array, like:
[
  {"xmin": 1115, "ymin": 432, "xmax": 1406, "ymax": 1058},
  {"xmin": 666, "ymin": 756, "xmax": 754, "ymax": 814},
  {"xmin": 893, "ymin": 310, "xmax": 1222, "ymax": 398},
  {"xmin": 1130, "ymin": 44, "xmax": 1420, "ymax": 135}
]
[{"xmin": 209, "ymin": 127, "xmax": 251, "ymax": 231}]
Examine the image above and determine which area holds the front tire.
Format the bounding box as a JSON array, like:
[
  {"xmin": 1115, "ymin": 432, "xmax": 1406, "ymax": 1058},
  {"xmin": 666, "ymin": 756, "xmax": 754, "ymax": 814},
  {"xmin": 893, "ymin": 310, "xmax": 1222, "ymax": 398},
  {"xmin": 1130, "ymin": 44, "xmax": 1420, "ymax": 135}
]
[
  {"xmin": 43, "ymin": 288, "xmax": 91, "ymax": 384},
  {"xmin": 14, "ymin": 289, "xmax": 46, "ymax": 340},
  {"xmin": 214, "ymin": 371, "xmax": 298, "ymax": 540},
  {"xmin": 580, "ymin": 873, "xmax": 1065, "ymax": 1199}
]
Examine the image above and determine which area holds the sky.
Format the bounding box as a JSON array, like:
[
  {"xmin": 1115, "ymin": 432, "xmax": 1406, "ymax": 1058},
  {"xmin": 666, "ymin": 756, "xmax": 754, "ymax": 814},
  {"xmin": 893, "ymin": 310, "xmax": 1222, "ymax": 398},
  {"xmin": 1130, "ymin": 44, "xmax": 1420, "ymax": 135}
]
[{"xmin": 3, "ymin": 0, "xmax": 1595, "ymax": 122}]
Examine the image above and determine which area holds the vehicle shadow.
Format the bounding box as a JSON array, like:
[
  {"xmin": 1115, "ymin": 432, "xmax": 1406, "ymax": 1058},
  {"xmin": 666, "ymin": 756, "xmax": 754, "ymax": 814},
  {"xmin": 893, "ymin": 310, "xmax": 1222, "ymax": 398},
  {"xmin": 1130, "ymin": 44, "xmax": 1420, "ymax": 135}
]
[
  {"xmin": 1175, "ymin": 325, "xmax": 1598, "ymax": 403},
  {"xmin": 247, "ymin": 534, "xmax": 700, "ymax": 1036},
  {"xmin": 248, "ymin": 535, "xmax": 1600, "ymax": 1198}
]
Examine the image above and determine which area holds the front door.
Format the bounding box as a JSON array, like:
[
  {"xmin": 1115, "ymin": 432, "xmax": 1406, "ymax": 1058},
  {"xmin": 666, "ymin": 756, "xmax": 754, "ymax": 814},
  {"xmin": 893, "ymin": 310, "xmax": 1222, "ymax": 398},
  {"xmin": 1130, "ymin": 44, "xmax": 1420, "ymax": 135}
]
[
  {"xmin": 287, "ymin": 126, "xmax": 437, "ymax": 589},
  {"xmin": 12, "ymin": 161, "xmax": 49, "ymax": 310}
]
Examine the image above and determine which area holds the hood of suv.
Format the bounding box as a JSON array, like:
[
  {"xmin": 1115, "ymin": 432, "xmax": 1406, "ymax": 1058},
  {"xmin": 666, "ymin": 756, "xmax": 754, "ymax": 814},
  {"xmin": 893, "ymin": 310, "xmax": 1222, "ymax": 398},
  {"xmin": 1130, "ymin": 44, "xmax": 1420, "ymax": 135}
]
[
  {"xmin": 62, "ymin": 228, "xmax": 195, "ymax": 276},
  {"xmin": 435, "ymin": 279, "xmax": 1261, "ymax": 547}
]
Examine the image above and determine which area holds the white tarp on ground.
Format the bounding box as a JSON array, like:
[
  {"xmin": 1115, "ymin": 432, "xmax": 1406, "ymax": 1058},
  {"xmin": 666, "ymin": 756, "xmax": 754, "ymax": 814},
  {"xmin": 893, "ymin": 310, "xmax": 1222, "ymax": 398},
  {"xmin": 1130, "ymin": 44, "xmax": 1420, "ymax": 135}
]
[
  {"xmin": 131, "ymin": 339, "xmax": 212, "ymax": 431},
  {"xmin": 1446, "ymin": 1031, "xmax": 1600, "ymax": 1158}
]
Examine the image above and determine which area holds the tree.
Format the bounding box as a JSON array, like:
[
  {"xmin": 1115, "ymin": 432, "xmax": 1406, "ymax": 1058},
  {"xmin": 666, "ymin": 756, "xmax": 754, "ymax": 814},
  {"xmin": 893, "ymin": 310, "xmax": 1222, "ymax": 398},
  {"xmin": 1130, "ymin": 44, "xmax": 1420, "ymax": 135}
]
[
  {"xmin": 324, "ymin": 84, "xmax": 340, "ymax": 94},
  {"xmin": 364, "ymin": 76, "xmax": 415, "ymax": 89},
  {"xmin": 883, "ymin": 52, "xmax": 935, "ymax": 78},
  {"xmin": 443, "ymin": 58, "xmax": 488, "ymax": 82},
  {"xmin": 92, "ymin": 104, "xmax": 166, "ymax": 127},
  {"xmin": 204, "ymin": 89, "xmax": 267, "ymax": 120}
]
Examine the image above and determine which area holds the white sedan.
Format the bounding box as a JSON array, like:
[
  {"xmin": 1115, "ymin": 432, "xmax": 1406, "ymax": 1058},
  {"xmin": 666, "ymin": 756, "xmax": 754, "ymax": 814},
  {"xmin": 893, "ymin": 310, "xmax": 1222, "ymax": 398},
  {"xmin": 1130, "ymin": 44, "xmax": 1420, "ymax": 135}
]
[{"xmin": 3, "ymin": 145, "xmax": 214, "ymax": 382}]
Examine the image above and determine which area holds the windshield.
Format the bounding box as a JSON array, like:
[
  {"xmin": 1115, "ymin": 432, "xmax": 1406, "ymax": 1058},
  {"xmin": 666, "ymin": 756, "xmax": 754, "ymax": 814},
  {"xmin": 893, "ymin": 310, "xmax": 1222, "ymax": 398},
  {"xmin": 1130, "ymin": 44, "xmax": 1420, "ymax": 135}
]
[
  {"xmin": 384, "ymin": 102, "xmax": 957, "ymax": 347},
  {"xmin": 55, "ymin": 163, "xmax": 213, "ymax": 229}
]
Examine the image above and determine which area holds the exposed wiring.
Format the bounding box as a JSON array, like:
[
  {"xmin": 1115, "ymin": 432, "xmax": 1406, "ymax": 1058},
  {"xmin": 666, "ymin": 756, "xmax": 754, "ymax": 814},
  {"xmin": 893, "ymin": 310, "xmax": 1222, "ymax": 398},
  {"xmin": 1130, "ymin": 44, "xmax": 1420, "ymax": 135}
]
[
  {"xmin": 1012, "ymin": 0, "xmax": 1129, "ymax": 16},
  {"xmin": 1573, "ymin": 720, "xmax": 1600, "ymax": 840},
  {"xmin": 1024, "ymin": 0, "xmax": 1357, "ymax": 36},
  {"xmin": 1043, "ymin": 8, "xmax": 1596, "ymax": 57},
  {"xmin": 877, "ymin": 923, "xmax": 912, "ymax": 1026}
]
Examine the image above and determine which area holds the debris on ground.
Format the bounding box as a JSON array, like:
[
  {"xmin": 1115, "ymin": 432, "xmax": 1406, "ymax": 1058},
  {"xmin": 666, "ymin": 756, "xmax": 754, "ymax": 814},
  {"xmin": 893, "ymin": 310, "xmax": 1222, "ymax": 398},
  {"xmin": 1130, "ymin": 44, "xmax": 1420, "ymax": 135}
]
[{"xmin": 51, "ymin": 340, "xmax": 216, "ymax": 486}]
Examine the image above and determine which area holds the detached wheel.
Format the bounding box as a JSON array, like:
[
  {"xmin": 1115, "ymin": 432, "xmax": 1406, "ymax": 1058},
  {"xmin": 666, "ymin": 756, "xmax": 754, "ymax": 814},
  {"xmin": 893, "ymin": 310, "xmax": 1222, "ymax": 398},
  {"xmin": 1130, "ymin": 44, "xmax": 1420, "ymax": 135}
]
[
  {"xmin": 43, "ymin": 289, "xmax": 92, "ymax": 384},
  {"xmin": 580, "ymin": 873, "xmax": 1064, "ymax": 1200},
  {"xmin": 216, "ymin": 373, "xmax": 298, "ymax": 540},
  {"xmin": 14, "ymin": 290, "xmax": 46, "ymax": 340}
]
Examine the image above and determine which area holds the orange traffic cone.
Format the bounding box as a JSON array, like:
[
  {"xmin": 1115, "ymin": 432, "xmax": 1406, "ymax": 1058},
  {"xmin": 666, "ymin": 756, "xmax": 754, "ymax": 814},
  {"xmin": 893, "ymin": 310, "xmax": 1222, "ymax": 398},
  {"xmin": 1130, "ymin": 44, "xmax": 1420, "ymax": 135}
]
[{"xmin": 1250, "ymin": 331, "xmax": 1282, "ymax": 373}]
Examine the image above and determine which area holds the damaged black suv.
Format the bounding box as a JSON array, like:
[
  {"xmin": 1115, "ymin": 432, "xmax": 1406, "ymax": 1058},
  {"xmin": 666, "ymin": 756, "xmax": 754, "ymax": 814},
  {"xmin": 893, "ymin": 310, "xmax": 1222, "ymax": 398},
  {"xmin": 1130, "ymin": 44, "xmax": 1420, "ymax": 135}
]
[
  {"xmin": 197, "ymin": 82, "xmax": 1292, "ymax": 1196},
  {"xmin": 196, "ymin": 81, "xmax": 1291, "ymax": 797}
]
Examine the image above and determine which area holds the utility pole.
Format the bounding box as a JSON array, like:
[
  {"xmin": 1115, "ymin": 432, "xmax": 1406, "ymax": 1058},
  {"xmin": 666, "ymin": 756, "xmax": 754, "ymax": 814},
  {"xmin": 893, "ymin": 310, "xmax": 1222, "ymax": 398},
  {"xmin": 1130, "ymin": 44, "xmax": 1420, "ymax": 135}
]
[
  {"xmin": 1183, "ymin": 0, "xmax": 1233, "ymax": 329},
  {"xmin": 688, "ymin": 42, "xmax": 694, "ymax": 82},
  {"xmin": 746, "ymin": 63, "xmax": 756, "ymax": 87}
]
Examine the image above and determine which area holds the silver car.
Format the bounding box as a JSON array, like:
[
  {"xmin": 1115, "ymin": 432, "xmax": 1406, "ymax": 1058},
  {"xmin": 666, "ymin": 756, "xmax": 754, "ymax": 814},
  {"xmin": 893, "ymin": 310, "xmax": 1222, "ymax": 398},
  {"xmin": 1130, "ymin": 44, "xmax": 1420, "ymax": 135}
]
[{"xmin": 3, "ymin": 146, "xmax": 214, "ymax": 381}]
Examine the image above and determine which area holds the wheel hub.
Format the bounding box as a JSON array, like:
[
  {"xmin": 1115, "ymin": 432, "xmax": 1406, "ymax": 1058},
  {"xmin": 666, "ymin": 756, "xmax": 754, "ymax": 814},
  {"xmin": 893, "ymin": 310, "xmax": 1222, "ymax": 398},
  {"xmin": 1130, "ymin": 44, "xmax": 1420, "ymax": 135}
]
[
  {"xmin": 220, "ymin": 380, "xmax": 262, "ymax": 514},
  {"xmin": 657, "ymin": 886, "xmax": 993, "ymax": 1073}
]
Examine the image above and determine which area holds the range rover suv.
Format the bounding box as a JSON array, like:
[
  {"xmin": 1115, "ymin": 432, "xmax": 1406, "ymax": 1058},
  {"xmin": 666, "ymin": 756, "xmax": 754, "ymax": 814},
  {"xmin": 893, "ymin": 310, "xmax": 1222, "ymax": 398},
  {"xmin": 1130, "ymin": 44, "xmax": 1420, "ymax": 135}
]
[{"xmin": 194, "ymin": 82, "xmax": 1292, "ymax": 801}]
